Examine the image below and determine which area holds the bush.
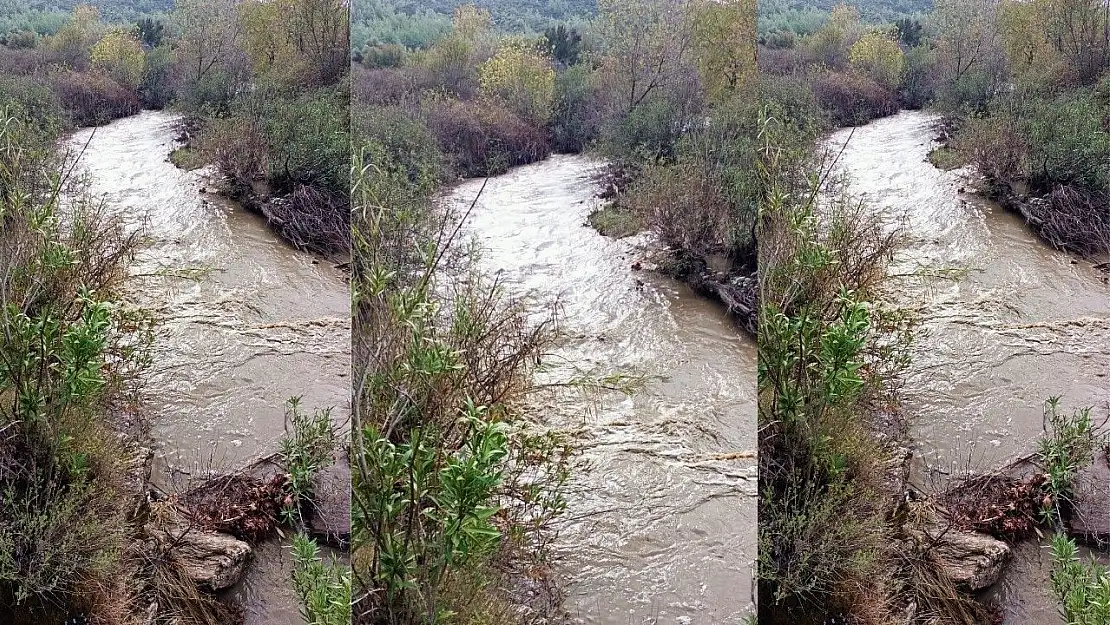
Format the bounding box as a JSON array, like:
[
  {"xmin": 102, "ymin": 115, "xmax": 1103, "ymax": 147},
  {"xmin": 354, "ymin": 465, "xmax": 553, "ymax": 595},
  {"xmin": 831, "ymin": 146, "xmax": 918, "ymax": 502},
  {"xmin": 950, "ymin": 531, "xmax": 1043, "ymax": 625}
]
[
  {"xmin": 900, "ymin": 44, "xmax": 936, "ymax": 110},
  {"xmin": 758, "ymin": 108, "xmax": 911, "ymax": 620},
  {"xmin": 361, "ymin": 43, "xmax": 406, "ymax": 69},
  {"xmin": 138, "ymin": 43, "xmax": 175, "ymax": 109},
  {"xmin": 603, "ymin": 95, "xmax": 682, "ymax": 163},
  {"xmin": 353, "ymin": 105, "xmax": 443, "ymax": 196},
  {"xmin": 0, "ymin": 108, "xmax": 148, "ymax": 620},
  {"xmin": 478, "ymin": 38, "xmax": 555, "ymax": 125},
  {"xmin": 0, "ymin": 46, "xmax": 44, "ymax": 75},
  {"xmin": 1051, "ymin": 533, "xmax": 1110, "ymax": 625},
  {"xmin": 423, "ymin": 97, "xmax": 549, "ymax": 177},
  {"xmin": 550, "ymin": 63, "xmax": 599, "ymax": 153},
  {"xmin": 352, "ymin": 65, "xmax": 419, "ymax": 107},
  {"xmin": 46, "ymin": 68, "xmax": 140, "ymax": 126},
  {"xmin": 351, "ymin": 149, "xmax": 570, "ymax": 623},
  {"xmin": 292, "ymin": 534, "xmax": 351, "ymax": 625},
  {"xmin": 811, "ymin": 70, "xmax": 899, "ymax": 127}
]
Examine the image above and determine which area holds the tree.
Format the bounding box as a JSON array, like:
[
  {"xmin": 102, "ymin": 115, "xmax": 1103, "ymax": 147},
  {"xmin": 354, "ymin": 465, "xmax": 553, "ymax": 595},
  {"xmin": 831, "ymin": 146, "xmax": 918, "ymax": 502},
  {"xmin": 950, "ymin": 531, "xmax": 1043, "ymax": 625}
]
[
  {"xmin": 849, "ymin": 30, "xmax": 905, "ymax": 89},
  {"xmin": 895, "ymin": 17, "xmax": 922, "ymax": 47},
  {"xmin": 597, "ymin": 0, "xmax": 695, "ymax": 113},
  {"xmin": 544, "ymin": 24, "xmax": 582, "ymax": 66},
  {"xmin": 933, "ymin": 0, "xmax": 1005, "ymax": 108},
  {"xmin": 805, "ymin": 3, "xmax": 861, "ymax": 70},
  {"xmin": 136, "ymin": 17, "xmax": 164, "ymax": 48},
  {"xmin": 48, "ymin": 5, "xmax": 102, "ymax": 70},
  {"xmin": 90, "ymin": 28, "xmax": 145, "ymax": 89},
  {"xmin": 479, "ymin": 38, "xmax": 556, "ymax": 124},
  {"xmin": 172, "ymin": 0, "xmax": 244, "ymax": 88},
  {"xmin": 1039, "ymin": 0, "xmax": 1110, "ymax": 86},
  {"xmin": 690, "ymin": 0, "xmax": 757, "ymax": 103}
]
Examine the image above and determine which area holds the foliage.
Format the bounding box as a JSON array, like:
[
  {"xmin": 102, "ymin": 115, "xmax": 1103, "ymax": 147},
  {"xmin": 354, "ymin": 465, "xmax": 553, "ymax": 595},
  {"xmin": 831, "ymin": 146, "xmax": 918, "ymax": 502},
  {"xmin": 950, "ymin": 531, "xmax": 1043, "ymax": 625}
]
[
  {"xmin": 478, "ymin": 38, "xmax": 555, "ymax": 124},
  {"xmin": 350, "ymin": 137, "xmax": 572, "ymax": 622},
  {"xmin": 280, "ymin": 397, "xmax": 338, "ymax": 526},
  {"xmin": 1037, "ymin": 398, "xmax": 1102, "ymax": 514},
  {"xmin": 422, "ymin": 96, "xmax": 550, "ymax": 176},
  {"xmin": 849, "ymin": 29, "xmax": 904, "ymax": 89},
  {"xmin": 46, "ymin": 4, "xmax": 103, "ymax": 70},
  {"xmin": 292, "ymin": 534, "xmax": 352, "ymax": 625},
  {"xmin": 543, "ymin": 24, "xmax": 581, "ymax": 66},
  {"xmin": 90, "ymin": 27, "xmax": 144, "ymax": 90},
  {"xmin": 691, "ymin": 0, "xmax": 758, "ymax": 103},
  {"xmin": 550, "ymin": 62, "xmax": 599, "ymax": 152},
  {"xmin": 757, "ymin": 101, "xmax": 912, "ymax": 620},
  {"xmin": 1051, "ymin": 534, "xmax": 1110, "ymax": 625},
  {"xmin": 0, "ymin": 105, "xmax": 150, "ymax": 620}
]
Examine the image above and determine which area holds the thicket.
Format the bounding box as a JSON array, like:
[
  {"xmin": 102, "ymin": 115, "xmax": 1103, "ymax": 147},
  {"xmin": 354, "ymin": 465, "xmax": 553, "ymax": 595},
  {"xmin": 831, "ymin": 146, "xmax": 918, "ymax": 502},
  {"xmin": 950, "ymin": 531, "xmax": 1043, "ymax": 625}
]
[
  {"xmin": 934, "ymin": 0, "xmax": 1110, "ymax": 256},
  {"xmin": 0, "ymin": 90, "xmax": 153, "ymax": 625},
  {"xmin": 0, "ymin": 4, "xmax": 173, "ymax": 127},
  {"xmin": 351, "ymin": 97, "xmax": 573, "ymax": 623},
  {"xmin": 170, "ymin": 0, "xmax": 351, "ymax": 255}
]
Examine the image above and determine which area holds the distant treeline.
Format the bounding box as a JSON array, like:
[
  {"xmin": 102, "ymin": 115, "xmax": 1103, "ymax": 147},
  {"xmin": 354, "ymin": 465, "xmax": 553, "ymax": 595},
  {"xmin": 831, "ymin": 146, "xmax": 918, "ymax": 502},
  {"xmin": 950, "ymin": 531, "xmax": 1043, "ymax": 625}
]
[{"xmin": 351, "ymin": 0, "xmax": 597, "ymax": 51}]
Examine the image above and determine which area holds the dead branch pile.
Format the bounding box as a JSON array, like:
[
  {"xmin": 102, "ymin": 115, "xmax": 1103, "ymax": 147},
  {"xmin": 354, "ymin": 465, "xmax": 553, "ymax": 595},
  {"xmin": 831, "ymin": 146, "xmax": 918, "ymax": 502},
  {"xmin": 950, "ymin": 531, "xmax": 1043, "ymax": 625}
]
[
  {"xmin": 1005, "ymin": 184, "xmax": 1110, "ymax": 257},
  {"xmin": 179, "ymin": 473, "xmax": 288, "ymax": 543},
  {"xmin": 940, "ymin": 473, "xmax": 1048, "ymax": 542},
  {"xmin": 257, "ymin": 183, "xmax": 349, "ymax": 256}
]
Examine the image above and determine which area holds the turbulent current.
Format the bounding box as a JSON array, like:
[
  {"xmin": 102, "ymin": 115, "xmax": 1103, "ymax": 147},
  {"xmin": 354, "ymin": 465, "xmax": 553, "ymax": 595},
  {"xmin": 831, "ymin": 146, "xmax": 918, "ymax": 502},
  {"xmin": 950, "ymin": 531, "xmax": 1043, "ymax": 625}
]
[
  {"xmin": 71, "ymin": 111, "xmax": 349, "ymax": 625},
  {"xmin": 451, "ymin": 155, "xmax": 758, "ymax": 624},
  {"xmin": 828, "ymin": 110, "xmax": 1110, "ymax": 623}
]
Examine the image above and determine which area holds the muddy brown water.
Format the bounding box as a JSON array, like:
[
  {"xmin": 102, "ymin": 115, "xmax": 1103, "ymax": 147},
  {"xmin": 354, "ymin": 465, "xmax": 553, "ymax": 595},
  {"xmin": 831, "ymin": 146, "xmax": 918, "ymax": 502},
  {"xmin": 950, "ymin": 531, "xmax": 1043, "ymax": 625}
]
[
  {"xmin": 70, "ymin": 110, "xmax": 349, "ymax": 625},
  {"xmin": 451, "ymin": 155, "xmax": 757, "ymax": 624},
  {"xmin": 828, "ymin": 110, "xmax": 1110, "ymax": 623}
]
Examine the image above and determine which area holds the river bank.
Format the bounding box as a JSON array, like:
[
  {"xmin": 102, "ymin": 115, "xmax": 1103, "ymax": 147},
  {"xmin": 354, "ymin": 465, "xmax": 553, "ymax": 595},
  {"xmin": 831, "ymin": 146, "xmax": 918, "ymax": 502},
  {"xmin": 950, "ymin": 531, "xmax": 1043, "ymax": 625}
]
[
  {"xmin": 827, "ymin": 110, "xmax": 1110, "ymax": 622},
  {"xmin": 69, "ymin": 110, "xmax": 350, "ymax": 625},
  {"xmin": 451, "ymin": 154, "xmax": 757, "ymax": 623}
]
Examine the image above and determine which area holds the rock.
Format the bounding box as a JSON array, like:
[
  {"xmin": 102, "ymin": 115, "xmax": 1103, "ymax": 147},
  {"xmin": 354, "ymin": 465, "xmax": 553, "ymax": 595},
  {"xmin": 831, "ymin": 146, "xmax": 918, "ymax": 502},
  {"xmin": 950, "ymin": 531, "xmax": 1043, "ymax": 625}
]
[
  {"xmin": 150, "ymin": 508, "xmax": 252, "ymax": 591},
  {"xmin": 927, "ymin": 528, "xmax": 1011, "ymax": 591},
  {"xmin": 1067, "ymin": 451, "xmax": 1110, "ymax": 543},
  {"xmin": 308, "ymin": 453, "xmax": 351, "ymax": 548}
]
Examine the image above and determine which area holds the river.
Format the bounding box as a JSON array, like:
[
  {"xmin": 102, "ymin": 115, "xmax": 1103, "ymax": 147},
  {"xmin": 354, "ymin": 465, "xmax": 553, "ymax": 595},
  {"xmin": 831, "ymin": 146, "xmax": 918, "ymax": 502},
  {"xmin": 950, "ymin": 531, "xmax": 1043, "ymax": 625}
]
[
  {"xmin": 828, "ymin": 110, "xmax": 1110, "ymax": 623},
  {"xmin": 451, "ymin": 155, "xmax": 758, "ymax": 624},
  {"xmin": 70, "ymin": 110, "xmax": 350, "ymax": 625}
]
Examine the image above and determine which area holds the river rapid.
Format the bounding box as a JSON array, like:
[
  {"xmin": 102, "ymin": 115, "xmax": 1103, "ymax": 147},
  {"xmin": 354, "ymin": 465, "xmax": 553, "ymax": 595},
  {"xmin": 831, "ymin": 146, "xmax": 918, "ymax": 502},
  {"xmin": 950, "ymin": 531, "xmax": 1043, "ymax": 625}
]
[
  {"xmin": 70, "ymin": 110, "xmax": 349, "ymax": 625},
  {"xmin": 451, "ymin": 155, "xmax": 758, "ymax": 624},
  {"xmin": 828, "ymin": 110, "xmax": 1110, "ymax": 623}
]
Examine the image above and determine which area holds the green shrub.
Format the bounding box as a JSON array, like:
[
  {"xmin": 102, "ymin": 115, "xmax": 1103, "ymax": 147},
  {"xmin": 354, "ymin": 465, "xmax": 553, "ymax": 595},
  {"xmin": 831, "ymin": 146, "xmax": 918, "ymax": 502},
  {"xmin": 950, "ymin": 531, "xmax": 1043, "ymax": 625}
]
[
  {"xmin": 811, "ymin": 69, "xmax": 899, "ymax": 127},
  {"xmin": 1038, "ymin": 398, "xmax": 1102, "ymax": 519},
  {"xmin": 1051, "ymin": 533, "xmax": 1110, "ymax": 625},
  {"xmin": 757, "ymin": 107, "xmax": 911, "ymax": 621},
  {"xmin": 46, "ymin": 67, "xmax": 140, "ymax": 126},
  {"xmin": 603, "ymin": 95, "xmax": 682, "ymax": 163},
  {"xmin": 353, "ymin": 104, "xmax": 443, "ymax": 197},
  {"xmin": 138, "ymin": 43, "xmax": 175, "ymax": 109},
  {"xmin": 0, "ymin": 108, "xmax": 149, "ymax": 619},
  {"xmin": 280, "ymin": 398, "xmax": 338, "ymax": 526},
  {"xmin": 550, "ymin": 63, "xmax": 598, "ymax": 153},
  {"xmin": 351, "ymin": 147, "xmax": 571, "ymax": 623},
  {"xmin": 292, "ymin": 534, "xmax": 351, "ymax": 625},
  {"xmin": 362, "ymin": 43, "xmax": 407, "ymax": 69}
]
